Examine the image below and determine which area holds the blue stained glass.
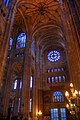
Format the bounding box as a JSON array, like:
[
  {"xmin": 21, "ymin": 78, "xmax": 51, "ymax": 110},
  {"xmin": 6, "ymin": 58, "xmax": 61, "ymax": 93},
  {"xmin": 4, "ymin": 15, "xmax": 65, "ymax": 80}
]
[
  {"xmin": 6, "ymin": 0, "xmax": 10, "ymax": 7},
  {"xmin": 16, "ymin": 33, "xmax": 26, "ymax": 49},
  {"xmin": 3, "ymin": 0, "xmax": 10, "ymax": 7},
  {"xmin": 4, "ymin": 0, "xmax": 6, "ymax": 4},
  {"xmin": 60, "ymin": 108, "xmax": 67, "ymax": 120},
  {"xmin": 48, "ymin": 50, "xmax": 60, "ymax": 62},
  {"xmin": 53, "ymin": 91, "xmax": 64, "ymax": 102},
  {"xmin": 51, "ymin": 108, "xmax": 59, "ymax": 120},
  {"xmin": 9, "ymin": 37, "xmax": 13, "ymax": 50}
]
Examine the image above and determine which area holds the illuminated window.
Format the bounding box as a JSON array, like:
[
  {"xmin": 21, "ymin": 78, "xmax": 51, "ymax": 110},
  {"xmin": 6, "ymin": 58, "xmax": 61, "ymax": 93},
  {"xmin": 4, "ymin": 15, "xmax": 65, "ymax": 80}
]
[
  {"xmin": 18, "ymin": 98, "xmax": 21, "ymax": 113},
  {"xmin": 59, "ymin": 76, "xmax": 62, "ymax": 82},
  {"xmin": 48, "ymin": 50, "xmax": 60, "ymax": 62},
  {"xmin": 55, "ymin": 76, "xmax": 58, "ymax": 82},
  {"xmin": 15, "ymin": 53, "xmax": 24, "ymax": 57},
  {"xmin": 14, "ymin": 80, "xmax": 17, "ymax": 89},
  {"xmin": 62, "ymin": 68, "xmax": 64, "ymax": 71},
  {"xmin": 16, "ymin": 33, "xmax": 26, "ymax": 49},
  {"xmin": 58, "ymin": 68, "xmax": 60, "ymax": 72},
  {"xmin": 48, "ymin": 77, "xmax": 50, "ymax": 83},
  {"xmin": 9, "ymin": 37, "xmax": 13, "ymax": 50},
  {"xmin": 54, "ymin": 68, "xmax": 57, "ymax": 72},
  {"xmin": 30, "ymin": 98, "xmax": 32, "ymax": 112},
  {"xmin": 53, "ymin": 91, "xmax": 64, "ymax": 102},
  {"xmin": 51, "ymin": 108, "xmax": 67, "ymax": 120},
  {"xmin": 48, "ymin": 69, "xmax": 50, "ymax": 72},
  {"xmin": 52, "ymin": 77, "xmax": 54, "ymax": 83},
  {"xmin": 30, "ymin": 76, "xmax": 33, "ymax": 88},
  {"xmin": 51, "ymin": 108, "xmax": 59, "ymax": 120},
  {"xmin": 63, "ymin": 76, "xmax": 65, "ymax": 82},
  {"xmin": 60, "ymin": 108, "xmax": 67, "ymax": 120},
  {"xmin": 3, "ymin": 0, "xmax": 10, "ymax": 7},
  {"xmin": 20, "ymin": 80, "xmax": 22, "ymax": 89}
]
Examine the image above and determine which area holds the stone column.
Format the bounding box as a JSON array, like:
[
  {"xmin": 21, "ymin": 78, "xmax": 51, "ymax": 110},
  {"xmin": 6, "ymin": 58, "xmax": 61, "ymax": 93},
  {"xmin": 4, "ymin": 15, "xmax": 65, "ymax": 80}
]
[
  {"xmin": 32, "ymin": 38, "xmax": 43, "ymax": 120},
  {"xmin": 0, "ymin": 0, "xmax": 16, "ymax": 91},
  {"xmin": 32, "ymin": 39, "xmax": 38, "ymax": 120},
  {"xmin": 2, "ymin": 35, "xmax": 17, "ymax": 116},
  {"xmin": 60, "ymin": 1, "xmax": 80, "ymax": 88},
  {"xmin": 38, "ymin": 47, "xmax": 43, "ymax": 120},
  {"xmin": 0, "ymin": 21, "xmax": 10, "ymax": 91},
  {"xmin": 21, "ymin": 39, "xmax": 31, "ymax": 119}
]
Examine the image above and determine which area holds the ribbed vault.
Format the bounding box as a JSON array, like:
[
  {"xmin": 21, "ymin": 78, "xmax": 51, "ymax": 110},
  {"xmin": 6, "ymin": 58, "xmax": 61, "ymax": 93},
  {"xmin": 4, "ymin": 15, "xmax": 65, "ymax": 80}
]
[{"xmin": 12, "ymin": 0, "xmax": 65, "ymax": 53}]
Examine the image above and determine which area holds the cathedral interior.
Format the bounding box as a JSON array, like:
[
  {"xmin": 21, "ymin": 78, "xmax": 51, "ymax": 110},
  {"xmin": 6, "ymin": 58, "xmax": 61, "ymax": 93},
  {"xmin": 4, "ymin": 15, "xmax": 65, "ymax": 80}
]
[{"xmin": 0, "ymin": 0, "xmax": 80, "ymax": 120}]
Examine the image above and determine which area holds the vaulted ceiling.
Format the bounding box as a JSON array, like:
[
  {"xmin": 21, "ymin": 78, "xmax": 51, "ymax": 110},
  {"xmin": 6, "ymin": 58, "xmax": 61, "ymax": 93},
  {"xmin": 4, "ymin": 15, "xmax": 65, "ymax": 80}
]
[{"xmin": 12, "ymin": 0, "xmax": 66, "ymax": 53}]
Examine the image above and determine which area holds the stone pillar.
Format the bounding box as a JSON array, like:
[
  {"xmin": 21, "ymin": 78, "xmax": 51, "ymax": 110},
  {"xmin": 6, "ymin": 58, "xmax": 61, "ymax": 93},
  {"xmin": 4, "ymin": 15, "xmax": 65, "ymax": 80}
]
[
  {"xmin": 2, "ymin": 35, "xmax": 16, "ymax": 116},
  {"xmin": 38, "ymin": 47, "xmax": 43, "ymax": 120},
  {"xmin": 32, "ymin": 39, "xmax": 43, "ymax": 120},
  {"xmin": 0, "ymin": 0, "xmax": 16, "ymax": 91},
  {"xmin": 60, "ymin": 1, "xmax": 80, "ymax": 88},
  {"xmin": 0, "ymin": 21, "xmax": 10, "ymax": 90},
  {"xmin": 32, "ymin": 40, "xmax": 38, "ymax": 120},
  {"xmin": 21, "ymin": 39, "xmax": 31, "ymax": 119}
]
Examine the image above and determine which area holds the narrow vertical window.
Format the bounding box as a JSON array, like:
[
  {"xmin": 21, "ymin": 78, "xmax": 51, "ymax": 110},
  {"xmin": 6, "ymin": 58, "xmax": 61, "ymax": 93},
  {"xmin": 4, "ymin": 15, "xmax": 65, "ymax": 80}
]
[
  {"xmin": 62, "ymin": 68, "xmax": 64, "ymax": 71},
  {"xmin": 60, "ymin": 108, "xmax": 67, "ymax": 120},
  {"xmin": 58, "ymin": 68, "xmax": 60, "ymax": 72},
  {"xmin": 55, "ymin": 76, "xmax": 58, "ymax": 82},
  {"xmin": 18, "ymin": 98, "xmax": 21, "ymax": 113},
  {"xmin": 20, "ymin": 80, "xmax": 22, "ymax": 89},
  {"xmin": 4, "ymin": 0, "xmax": 10, "ymax": 7},
  {"xmin": 59, "ymin": 76, "xmax": 62, "ymax": 82},
  {"xmin": 30, "ymin": 98, "xmax": 32, "ymax": 112},
  {"xmin": 6, "ymin": 0, "xmax": 10, "ymax": 7},
  {"xmin": 48, "ymin": 69, "xmax": 50, "ymax": 72},
  {"xmin": 52, "ymin": 77, "xmax": 54, "ymax": 83},
  {"xmin": 48, "ymin": 77, "xmax": 50, "ymax": 83},
  {"xmin": 51, "ymin": 108, "xmax": 59, "ymax": 120},
  {"xmin": 30, "ymin": 76, "xmax": 33, "ymax": 88},
  {"xmin": 9, "ymin": 37, "xmax": 13, "ymax": 50},
  {"xmin": 14, "ymin": 80, "xmax": 17, "ymax": 89},
  {"xmin": 54, "ymin": 68, "xmax": 57, "ymax": 72},
  {"xmin": 63, "ymin": 76, "xmax": 65, "ymax": 82}
]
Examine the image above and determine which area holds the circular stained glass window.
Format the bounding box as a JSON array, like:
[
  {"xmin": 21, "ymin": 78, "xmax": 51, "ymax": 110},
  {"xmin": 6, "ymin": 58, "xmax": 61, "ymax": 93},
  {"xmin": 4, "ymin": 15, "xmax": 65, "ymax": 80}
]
[{"xmin": 48, "ymin": 50, "xmax": 60, "ymax": 62}]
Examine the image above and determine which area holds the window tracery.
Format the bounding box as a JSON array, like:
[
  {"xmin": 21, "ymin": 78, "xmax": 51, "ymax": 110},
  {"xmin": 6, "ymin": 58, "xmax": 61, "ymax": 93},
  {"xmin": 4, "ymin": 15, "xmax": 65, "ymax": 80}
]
[
  {"xmin": 53, "ymin": 91, "xmax": 64, "ymax": 102},
  {"xmin": 48, "ymin": 50, "xmax": 60, "ymax": 62},
  {"xmin": 16, "ymin": 33, "xmax": 26, "ymax": 49}
]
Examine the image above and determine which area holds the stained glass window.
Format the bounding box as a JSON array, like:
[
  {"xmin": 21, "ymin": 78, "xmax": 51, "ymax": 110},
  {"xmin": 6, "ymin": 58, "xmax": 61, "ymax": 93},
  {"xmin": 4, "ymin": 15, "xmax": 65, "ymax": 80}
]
[
  {"xmin": 53, "ymin": 91, "xmax": 64, "ymax": 102},
  {"xmin": 52, "ymin": 77, "xmax": 54, "ymax": 83},
  {"xmin": 3, "ymin": 0, "xmax": 10, "ymax": 7},
  {"xmin": 51, "ymin": 108, "xmax": 59, "ymax": 120},
  {"xmin": 51, "ymin": 108, "xmax": 67, "ymax": 120},
  {"xmin": 60, "ymin": 108, "xmax": 67, "ymax": 120},
  {"xmin": 16, "ymin": 33, "xmax": 26, "ymax": 49},
  {"xmin": 48, "ymin": 50, "xmax": 60, "ymax": 62},
  {"xmin": 9, "ymin": 37, "xmax": 13, "ymax": 50}
]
